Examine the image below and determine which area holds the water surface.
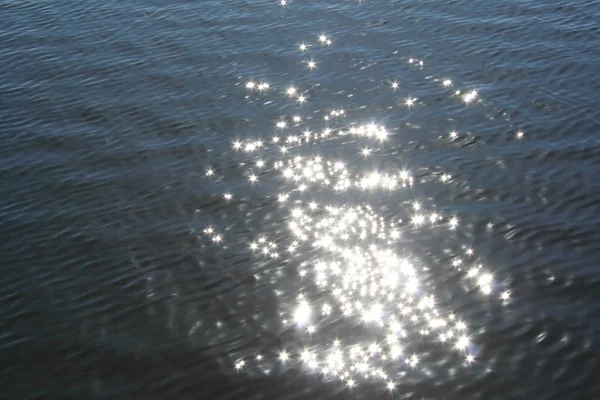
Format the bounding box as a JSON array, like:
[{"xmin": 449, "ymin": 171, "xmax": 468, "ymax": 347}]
[{"xmin": 1, "ymin": 0, "xmax": 599, "ymax": 399}]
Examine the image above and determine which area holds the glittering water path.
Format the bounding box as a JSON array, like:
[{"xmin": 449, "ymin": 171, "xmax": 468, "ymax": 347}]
[{"xmin": 200, "ymin": 22, "xmax": 515, "ymax": 391}]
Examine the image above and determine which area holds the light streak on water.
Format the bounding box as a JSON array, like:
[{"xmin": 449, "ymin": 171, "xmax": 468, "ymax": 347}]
[{"xmin": 199, "ymin": 2, "xmax": 523, "ymax": 392}]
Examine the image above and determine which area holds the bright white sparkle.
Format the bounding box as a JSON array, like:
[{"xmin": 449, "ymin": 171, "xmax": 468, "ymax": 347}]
[
  {"xmin": 257, "ymin": 82, "xmax": 270, "ymax": 92},
  {"xmin": 449, "ymin": 217, "xmax": 459, "ymax": 229},
  {"xmin": 286, "ymin": 86, "xmax": 297, "ymax": 96},
  {"xmin": 463, "ymin": 89, "xmax": 478, "ymax": 104},
  {"xmin": 279, "ymin": 351, "xmax": 290, "ymax": 362},
  {"xmin": 294, "ymin": 301, "xmax": 312, "ymax": 326},
  {"xmin": 405, "ymin": 97, "xmax": 417, "ymax": 107},
  {"xmin": 455, "ymin": 335, "xmax": 469, "ymax": 350}
]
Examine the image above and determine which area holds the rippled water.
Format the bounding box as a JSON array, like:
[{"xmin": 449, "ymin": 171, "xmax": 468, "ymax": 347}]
[{"xmin": 1, "ymin": 0, "xmax": 600, "ymax": 399}]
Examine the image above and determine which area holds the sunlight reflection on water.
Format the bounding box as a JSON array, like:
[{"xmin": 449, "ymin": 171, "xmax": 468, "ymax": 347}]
[{"xmin": 200, "ymin": 1, "xmax": 521, "ymax": 392}]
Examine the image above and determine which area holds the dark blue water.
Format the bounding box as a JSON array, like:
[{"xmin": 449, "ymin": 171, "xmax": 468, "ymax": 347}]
[{"xmin": 1, "ymin": 0, "xmax": 600, "ymax": 399}]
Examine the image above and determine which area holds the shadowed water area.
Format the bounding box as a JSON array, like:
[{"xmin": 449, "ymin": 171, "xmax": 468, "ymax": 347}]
[{"xmin": 1, "ymin": 0, "xmax": 600, "ymax": 399}]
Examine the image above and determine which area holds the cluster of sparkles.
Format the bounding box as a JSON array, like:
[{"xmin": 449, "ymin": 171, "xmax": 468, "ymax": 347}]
[
  {"xmin": 222, "ymin": 125, "xmax": 502, "ymax": 387},
  {"xmin": 274, "ymin": 157, "xmax": 413, "ymax": 192},
  {"xmin": 232, "ymin": 201, "xmax": 490, "ymax": 387},
  {"xmin": 205, "ymin": 25, "xmax": 516, "ymax": 391}
]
